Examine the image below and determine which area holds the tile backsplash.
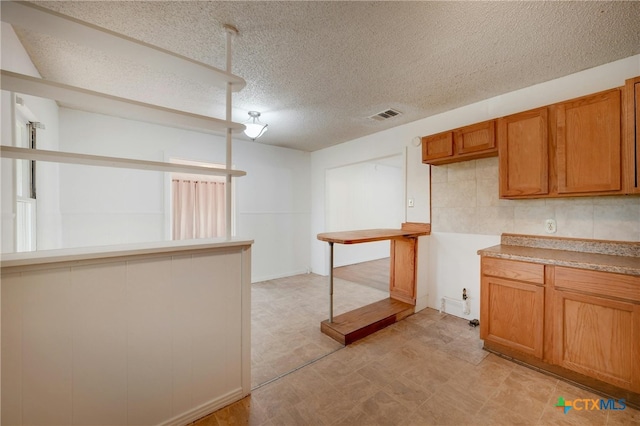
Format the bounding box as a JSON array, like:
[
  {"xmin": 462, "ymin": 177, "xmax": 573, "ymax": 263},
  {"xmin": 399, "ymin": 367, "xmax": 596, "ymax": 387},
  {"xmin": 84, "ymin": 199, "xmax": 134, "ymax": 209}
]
[{"xmin": 431, "ymin": 157, "xmax": 640, "ymax": 242}]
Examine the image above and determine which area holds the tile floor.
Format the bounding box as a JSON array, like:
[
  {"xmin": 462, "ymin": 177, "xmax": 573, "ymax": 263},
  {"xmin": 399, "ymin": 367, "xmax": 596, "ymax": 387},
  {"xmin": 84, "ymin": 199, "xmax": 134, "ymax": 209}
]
[
  {"xmin": 251, "ymin": 270, "xmax": 389, "ymax": 388},
  {"xmin": 194, "ymin": 266, "xmax": 639, "ymax": 425}
]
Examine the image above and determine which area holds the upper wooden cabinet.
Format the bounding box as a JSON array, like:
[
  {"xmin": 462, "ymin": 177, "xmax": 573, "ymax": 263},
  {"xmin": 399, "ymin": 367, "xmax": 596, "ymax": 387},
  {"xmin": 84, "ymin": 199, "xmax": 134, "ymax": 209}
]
[
  {"xmin": 423, "ymin": 76, "xmax": 639, "ymax": 198},
  {"xmin": 422, "ymin": 120, "xmax": 496, "ymax": 165},
  {"xmin": 422, "ymin": 132, "xmax": 453, "ymax": 162},
  {"xmin": 498, "ymin": 87, "xmax": 628, "ymax": 199},
  {"xmin": 498, "ymin": 107, "xmax": 549, "ymax": 197},
  {"xmin": 556, "ymin": 89, "xmax": 622, "ymax": 194},
  {"xmin": 456, "ymin": 120, "xmax": 496, "ymax": 155},
  {"xmin": 625, "ymin": 76, "xmax": 640, "ymax": 194}
]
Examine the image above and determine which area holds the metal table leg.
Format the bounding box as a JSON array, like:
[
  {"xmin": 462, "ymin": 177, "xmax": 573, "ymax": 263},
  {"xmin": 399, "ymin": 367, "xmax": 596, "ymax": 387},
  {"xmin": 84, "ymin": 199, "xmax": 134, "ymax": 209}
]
[{"xmin": 329, "ymin": 242, "xmax": 334, "ymax": 323}]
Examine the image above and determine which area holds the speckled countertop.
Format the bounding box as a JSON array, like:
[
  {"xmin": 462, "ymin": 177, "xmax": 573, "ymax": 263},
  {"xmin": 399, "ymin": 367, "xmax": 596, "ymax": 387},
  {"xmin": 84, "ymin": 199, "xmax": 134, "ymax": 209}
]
[{"xmin": 477, "ymin": 234, "xmax": 640, "ymax": 277}]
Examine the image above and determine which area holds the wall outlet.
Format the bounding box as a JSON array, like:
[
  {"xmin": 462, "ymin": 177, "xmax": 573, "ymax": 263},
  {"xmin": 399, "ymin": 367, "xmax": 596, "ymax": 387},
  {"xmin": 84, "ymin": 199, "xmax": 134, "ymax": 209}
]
[{"xmin": 545, "ymin": 219, "xmax": 557, "ymax": 234}]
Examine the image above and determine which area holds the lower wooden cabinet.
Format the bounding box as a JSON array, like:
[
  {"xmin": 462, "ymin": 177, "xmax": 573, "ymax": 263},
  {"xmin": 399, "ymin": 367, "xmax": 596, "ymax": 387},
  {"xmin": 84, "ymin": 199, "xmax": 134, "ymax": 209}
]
[
  {"xmin": 481, "ymin": 257, "xmax": 640, "ymax": 396},
  {"xmin": 552, "ymin": 267, "xmax": 640, "ymax": 393},
  {"xmin": 480, "ymin": 257, "xmax": 545, "ymax": 358}
]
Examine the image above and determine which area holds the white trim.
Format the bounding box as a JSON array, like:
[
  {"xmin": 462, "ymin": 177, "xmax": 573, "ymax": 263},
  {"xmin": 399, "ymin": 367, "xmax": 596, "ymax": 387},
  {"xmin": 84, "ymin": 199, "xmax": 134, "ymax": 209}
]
[
  {"xmin": 252, "ymin": 268, "xmax": 310, "ymax": 283},
  {"xmin": 0, "ymin": 238, "xmax": 253, "ymax": 269},
  {"xmin": 241, "ymin": 246, "xmax": 252, "ymax": 394},
  {"xmin": 157, "ymin": 388, "xmax": 245, "ymax": 426}
]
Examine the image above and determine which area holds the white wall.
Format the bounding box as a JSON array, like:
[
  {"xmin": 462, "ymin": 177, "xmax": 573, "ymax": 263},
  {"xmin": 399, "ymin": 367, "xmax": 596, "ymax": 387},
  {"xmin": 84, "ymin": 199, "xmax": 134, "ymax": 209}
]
[
  {"xmin": 58, "ymin": 108, "xmax": 311, "ymax": 282},
  {"xmin": 0, "ymin": 23, "xmax": 61, "ymax": 253},
  {"xmin": 326, "ymin": 157, "xmax": 403, "ymax": 267},
  {"xmin": 233, "ymin": 138, "xmax": 311, "ymax": 281},
  {"xmin": 311, "ymin": 135, "xmax": 431, "ymax": 275},
  {"xmin": 311, "ymin": 55, "xmax": 640, "ymax": 319}
]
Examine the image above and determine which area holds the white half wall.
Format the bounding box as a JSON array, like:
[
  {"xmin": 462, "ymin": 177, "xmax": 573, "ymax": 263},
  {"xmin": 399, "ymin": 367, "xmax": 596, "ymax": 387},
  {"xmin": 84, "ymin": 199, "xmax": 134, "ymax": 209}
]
[{"xmin": 1, "ymin": 241, "xmax": 252, "ymax": 426}]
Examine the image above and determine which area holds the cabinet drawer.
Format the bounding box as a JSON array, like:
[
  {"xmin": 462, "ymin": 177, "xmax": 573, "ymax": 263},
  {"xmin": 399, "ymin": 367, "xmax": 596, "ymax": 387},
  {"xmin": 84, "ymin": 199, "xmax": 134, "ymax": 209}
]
[
  {"xmin": 554, "ymin": 266, "xmax": 640, "ymax": 303},
  {"xmin": 481, "ymin": 257, "xmax": 544, "ymax": 284},
  {"xmin": 456, "ymin": 120, "xmax": 496, "ymax": 155}
]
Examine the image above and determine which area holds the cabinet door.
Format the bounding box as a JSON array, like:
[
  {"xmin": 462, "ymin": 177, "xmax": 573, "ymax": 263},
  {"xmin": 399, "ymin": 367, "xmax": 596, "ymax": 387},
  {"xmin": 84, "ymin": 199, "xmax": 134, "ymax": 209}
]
[
  {"xmin": 553, "ymin": 290, "xmax": 640, "ymax": 392},
  {"xmin": 625, "ymin": 77, "xmax": 640, "ymax": 193},
  {"xmin": 455, "ymin": 120, "xmax": 496, "ymax": 155},
  {"xmin": 498, "ymin": 108, "xmax": 549, "ymax": 197},
  {"xmin": 480, "ymin": 275, "xmax": 544, "ymax": 358},
  {"xmin": 636, "ymin": 81, "xmax": 640, "ymax": 192},
  {"xmin": 422, "ymin": 131, "xmax": 453, "ymax": 163},
  {"xmin": 389, "ymin": 237, "xmax": 416, "ymax": 304},
  {"xmin": 553, "ymin": 267, "xmax": 640, "ymax": 392},
  {"xmin": 556, "ymin": 89, "xmax": 622, "ymax": 194}
]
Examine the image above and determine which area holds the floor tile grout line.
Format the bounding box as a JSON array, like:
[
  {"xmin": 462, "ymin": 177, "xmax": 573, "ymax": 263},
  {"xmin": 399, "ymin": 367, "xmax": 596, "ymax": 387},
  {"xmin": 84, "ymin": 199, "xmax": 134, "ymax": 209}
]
[{"xmin": 251, "ymin": 344, "xmax": 346, "ymax": 392}]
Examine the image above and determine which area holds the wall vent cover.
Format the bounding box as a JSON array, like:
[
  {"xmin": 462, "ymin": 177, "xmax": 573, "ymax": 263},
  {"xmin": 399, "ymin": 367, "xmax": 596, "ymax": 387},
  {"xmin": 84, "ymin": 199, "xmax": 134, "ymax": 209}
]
[{"xmin": 369, "ymin": 108, "xmax": 402, "ymax": 121}]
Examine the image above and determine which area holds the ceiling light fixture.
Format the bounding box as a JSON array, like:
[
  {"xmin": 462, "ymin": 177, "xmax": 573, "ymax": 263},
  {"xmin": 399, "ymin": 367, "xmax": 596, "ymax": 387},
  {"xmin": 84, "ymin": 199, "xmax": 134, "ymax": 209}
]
[{"xmin": 243, "ymin": 111, "xmax": 268, "ymax": 140}]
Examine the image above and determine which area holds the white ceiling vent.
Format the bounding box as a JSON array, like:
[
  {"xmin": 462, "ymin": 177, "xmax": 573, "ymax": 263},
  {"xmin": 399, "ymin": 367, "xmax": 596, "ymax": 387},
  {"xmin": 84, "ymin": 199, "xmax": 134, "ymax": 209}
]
[{"xmin": 369, "ymin": 108, "xmax": 402, "ymax": 121}]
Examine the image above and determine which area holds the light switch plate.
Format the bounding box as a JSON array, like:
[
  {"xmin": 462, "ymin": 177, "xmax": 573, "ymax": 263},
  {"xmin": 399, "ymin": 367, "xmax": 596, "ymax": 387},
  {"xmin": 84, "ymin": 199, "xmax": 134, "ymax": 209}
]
[{"xmin": 408, "ymin": 198, "xmax": 414, "ymax": 208}]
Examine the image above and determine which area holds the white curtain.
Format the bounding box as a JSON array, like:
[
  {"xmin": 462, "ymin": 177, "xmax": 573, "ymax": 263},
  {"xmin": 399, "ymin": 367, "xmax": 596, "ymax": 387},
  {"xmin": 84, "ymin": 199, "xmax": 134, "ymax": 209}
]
[{"xmin": 172, "ymin": 178, "xmax": 225, "ymax": 240}]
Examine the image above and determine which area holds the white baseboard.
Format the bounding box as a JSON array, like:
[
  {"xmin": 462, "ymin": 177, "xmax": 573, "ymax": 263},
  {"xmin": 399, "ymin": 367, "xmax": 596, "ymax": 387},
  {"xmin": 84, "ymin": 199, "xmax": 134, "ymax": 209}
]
[
  {"xmin": 158, "ymin": 388, "xmax": 247, "ymax": 426},
  {"xmin": 252, "ymin": 268, "xmax": 309, "ymax": 283},
  {"xmin": 414, "ymin": 294, "xmax": 429, "ymax": 313}
]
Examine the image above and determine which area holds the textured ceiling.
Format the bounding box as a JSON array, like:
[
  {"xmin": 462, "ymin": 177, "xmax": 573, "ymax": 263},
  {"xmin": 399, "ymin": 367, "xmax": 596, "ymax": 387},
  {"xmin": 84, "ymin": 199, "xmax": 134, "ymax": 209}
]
[{"xmin": 8, "ymin": 1, "xmax": 640, "ymax": 152}]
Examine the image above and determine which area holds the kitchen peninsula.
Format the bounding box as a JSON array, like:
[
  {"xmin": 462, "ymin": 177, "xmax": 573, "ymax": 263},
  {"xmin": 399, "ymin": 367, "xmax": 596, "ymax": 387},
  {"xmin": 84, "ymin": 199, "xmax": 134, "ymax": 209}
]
[{"xmin": 317, "ymin": 222, "xmax": 430, "ymax": 345}]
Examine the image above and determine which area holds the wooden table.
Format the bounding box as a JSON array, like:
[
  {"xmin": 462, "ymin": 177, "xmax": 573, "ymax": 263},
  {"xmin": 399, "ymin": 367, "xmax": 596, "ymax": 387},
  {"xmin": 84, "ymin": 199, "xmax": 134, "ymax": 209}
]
[{"xmin": 317, "ymin": 223, "xmax": 429, "ymax": 344}]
